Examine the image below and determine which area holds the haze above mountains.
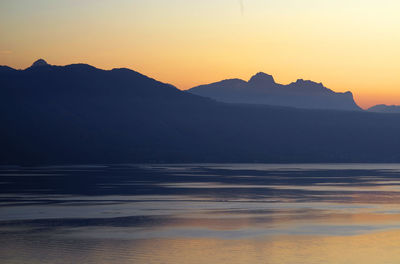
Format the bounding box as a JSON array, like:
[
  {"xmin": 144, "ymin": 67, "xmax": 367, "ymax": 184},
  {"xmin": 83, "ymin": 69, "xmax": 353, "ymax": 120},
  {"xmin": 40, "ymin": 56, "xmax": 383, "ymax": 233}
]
[{"xmin": 1, "ymin": 59, "xmax": 400, "ymax": 165}]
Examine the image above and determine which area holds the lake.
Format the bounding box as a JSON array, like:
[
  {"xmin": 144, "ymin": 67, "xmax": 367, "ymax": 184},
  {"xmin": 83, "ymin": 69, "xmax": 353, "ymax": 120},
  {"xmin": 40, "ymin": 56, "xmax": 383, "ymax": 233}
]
[{"xmin": 1, "ymin": 164, "xmax": 400, "ymax": 264}]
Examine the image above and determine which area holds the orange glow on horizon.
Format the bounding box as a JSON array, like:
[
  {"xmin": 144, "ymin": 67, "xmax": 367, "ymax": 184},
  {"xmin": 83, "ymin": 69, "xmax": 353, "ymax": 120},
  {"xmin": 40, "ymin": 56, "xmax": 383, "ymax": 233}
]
[{"xmin": 1, "ymin": 0, "xmax": 400, "ymax": 109}]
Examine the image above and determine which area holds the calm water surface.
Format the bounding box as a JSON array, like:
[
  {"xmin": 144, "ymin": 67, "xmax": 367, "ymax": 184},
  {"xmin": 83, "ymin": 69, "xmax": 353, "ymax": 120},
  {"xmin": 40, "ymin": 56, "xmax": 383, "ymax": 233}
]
[{"xmin": 1, "ymin": 164, "xmax": 400, "ymax": 263}]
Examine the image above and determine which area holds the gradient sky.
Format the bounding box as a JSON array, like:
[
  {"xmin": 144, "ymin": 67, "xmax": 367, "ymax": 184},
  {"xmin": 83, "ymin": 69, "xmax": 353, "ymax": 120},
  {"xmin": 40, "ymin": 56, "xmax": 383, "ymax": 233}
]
[{"xmin": 1, "ymin": 0, "xmax": 400, "ymax": 108}]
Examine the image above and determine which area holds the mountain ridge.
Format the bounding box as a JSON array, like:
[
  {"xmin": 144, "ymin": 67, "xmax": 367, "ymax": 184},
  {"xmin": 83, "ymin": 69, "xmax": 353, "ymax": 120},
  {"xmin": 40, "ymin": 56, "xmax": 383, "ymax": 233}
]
[
  {"xmin": 368, "ymin": 104, "xmax": 400, "ymax": 113},
  {"xmin": 188, "ymin": 72, "xmax": 361, "ymax": 111},
  {"xmin": 2, "ymin": 60, "xmax": 400, "ymax": 164}
]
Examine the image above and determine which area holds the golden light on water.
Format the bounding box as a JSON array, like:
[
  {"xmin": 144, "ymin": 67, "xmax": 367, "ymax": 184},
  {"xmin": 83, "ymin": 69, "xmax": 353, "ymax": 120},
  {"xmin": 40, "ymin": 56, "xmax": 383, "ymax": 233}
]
[
  {"xmin": 5, "ymin": 231, "xmax": 400, "ymax": 264},
  {"xmin": 126, "ymin": 231, "xmax": 400, "ymax": 264},
  {"xmin": 2, "ymin": 164, "xmax": 400, "ymax": 263}
]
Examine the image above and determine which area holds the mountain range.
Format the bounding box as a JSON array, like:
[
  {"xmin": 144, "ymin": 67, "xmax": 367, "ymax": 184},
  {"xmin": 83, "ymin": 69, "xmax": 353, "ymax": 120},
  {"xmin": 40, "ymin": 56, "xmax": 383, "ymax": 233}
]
[
  {"xmin": 368, "ymin": 104, "xmax": 400, "ymax": 113},
  {"xmin": 1, "ymin": 59, "xmax": 400, "ymax": 165},
  {"xmin": 188, "ymin": 72, "xmax": 362, "ymax": 111}
]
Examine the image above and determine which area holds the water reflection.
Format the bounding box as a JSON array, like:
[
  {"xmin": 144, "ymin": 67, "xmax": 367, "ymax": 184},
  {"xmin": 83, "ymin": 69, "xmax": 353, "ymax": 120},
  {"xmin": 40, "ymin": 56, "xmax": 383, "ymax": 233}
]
[{"xmin": 1, "ymin": 164, "xmax": 400, "ymax": 263}]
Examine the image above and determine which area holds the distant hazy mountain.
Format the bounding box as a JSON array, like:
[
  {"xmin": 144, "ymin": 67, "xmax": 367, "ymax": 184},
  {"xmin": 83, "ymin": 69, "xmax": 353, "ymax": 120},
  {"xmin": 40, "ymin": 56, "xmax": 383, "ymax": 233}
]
[
  {"xmin": 188, "ymin": 72, "xmax": 362, "ymax": 111},
  {"xmin": 2, "ymin": 60, "xmax": 400, "ymax": 165},
  {"xmin": 368, "ymin": 104, "xmax": 400, "ymax": 113}
]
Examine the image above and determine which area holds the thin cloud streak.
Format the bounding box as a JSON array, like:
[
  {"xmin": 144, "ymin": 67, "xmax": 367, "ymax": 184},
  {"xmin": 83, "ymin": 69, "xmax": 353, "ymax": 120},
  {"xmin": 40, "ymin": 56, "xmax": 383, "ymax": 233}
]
[
  {"xmin": 0, "ymin": 50, "xmax": 12, "ymax": 55},
  {"xmin": 239, "ymin": 0, "xmax": 244, "ymax": 16}
]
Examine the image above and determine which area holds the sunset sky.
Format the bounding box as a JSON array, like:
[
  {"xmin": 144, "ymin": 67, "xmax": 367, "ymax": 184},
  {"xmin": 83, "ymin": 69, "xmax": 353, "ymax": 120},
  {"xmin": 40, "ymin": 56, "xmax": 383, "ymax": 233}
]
[{"xmin": 1, "ymin": 0, "xmax": 400, "ymax": 108}]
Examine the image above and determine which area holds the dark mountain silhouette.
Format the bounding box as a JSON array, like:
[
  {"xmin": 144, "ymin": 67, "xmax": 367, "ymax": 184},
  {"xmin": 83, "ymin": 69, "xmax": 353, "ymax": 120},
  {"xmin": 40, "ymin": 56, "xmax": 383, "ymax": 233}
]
[
  {"xmin": 30, "ymin": 58, "xmax": 49, "ymax": 67},
  {"xmin": 188, "ymin": 72, "xmax": 362, "ymax": 111},
  {"xmin": 0, "ymin": 65, "xmax": 16, "ymax": 73},
  {"xmin": 368, "ymin": 104, "xmax": 400, "ymax": 113},
  {"xmin": 2, "ymin": 60, "xmax": 400, "ymax": 165}
]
